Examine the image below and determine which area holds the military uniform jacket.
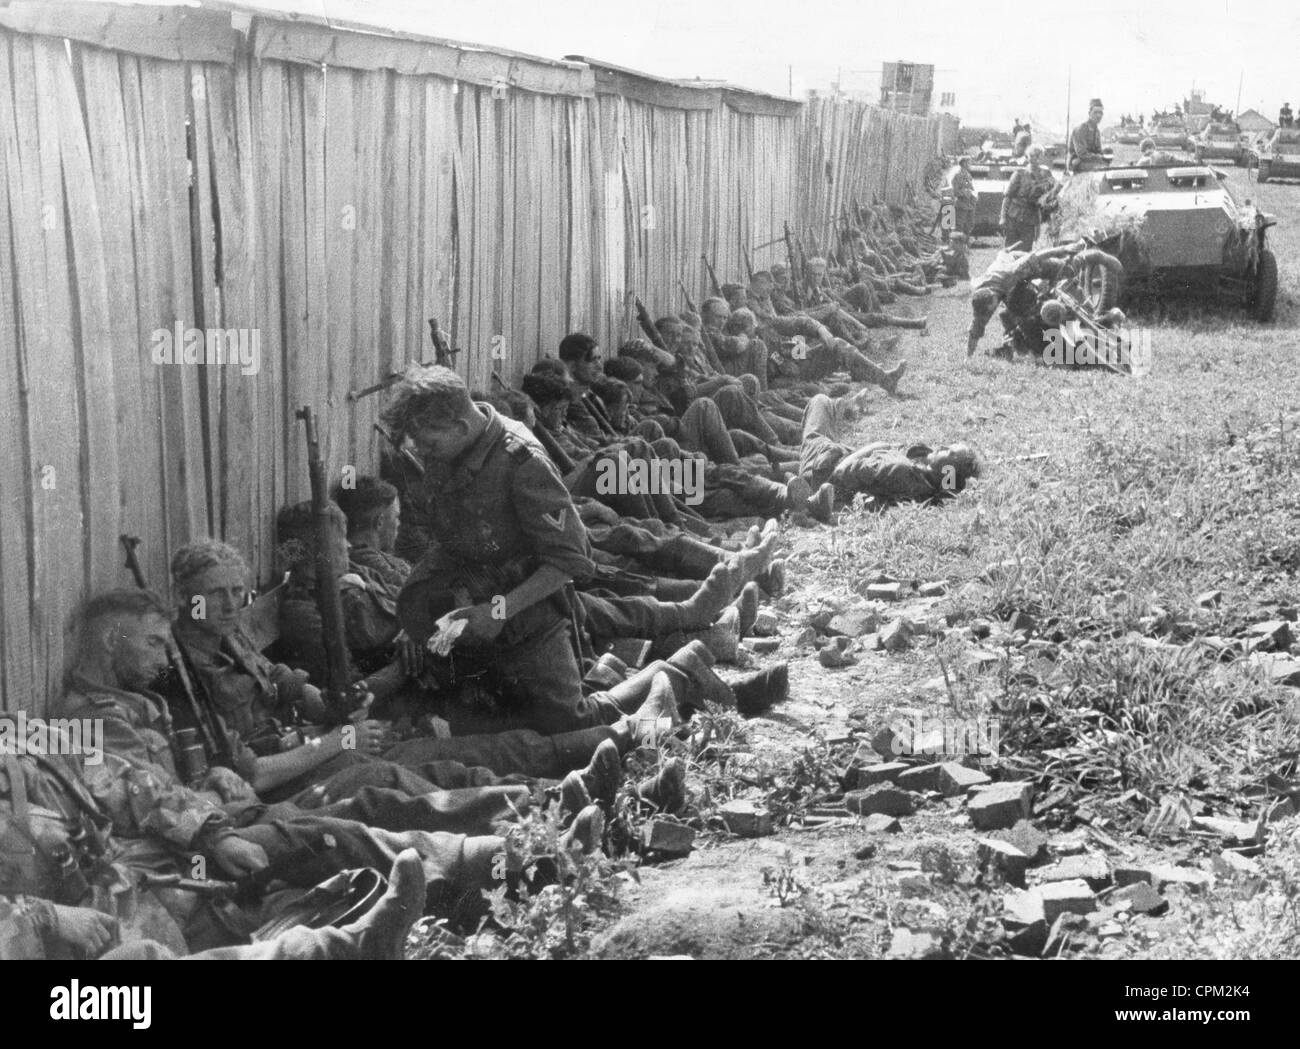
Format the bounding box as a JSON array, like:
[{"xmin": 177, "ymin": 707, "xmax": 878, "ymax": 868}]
[
  {"xmin": 278, "ymin": 553, "xmax": 405, "ymax": 682},
  {"xmin": 60, "ymin": 676, "xmax": 252, "ymax": 852},
  {"xmin": 173, "ymin": 619, "xmax": 312, "ymax": 747},
  {"xmin": 400, "ymin": 404, "xmax": 595, "ymax": 646},
  {"xmin": 950, "ymin": 169, "xmax": 977, "ymax": 209},
  {"xmin": 1068, "ymin": 121, "xmax": 1103, "ymax": 169},
  {"xmin": 1003, "ymin": 167, "xmax": 1055, "ymax": 223}
]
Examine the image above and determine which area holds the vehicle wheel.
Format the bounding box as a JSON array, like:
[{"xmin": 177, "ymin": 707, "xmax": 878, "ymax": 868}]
[
  {"xmin": 1253, "ymin": 248, "xmax": 1278, "ymax": 323},
  {"xmin": 1076, "ymin": 252, "xmax": 1122, "ymax": 313}
]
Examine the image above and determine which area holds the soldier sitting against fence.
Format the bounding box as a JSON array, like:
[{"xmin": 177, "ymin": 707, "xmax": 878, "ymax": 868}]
[
  {"xmin": 46, "ymin": 589, "xmax": 581, "ymax": 951},
  {"xmin": 166, "ymin": 538, "xmax": 692, "ymax": 819}
]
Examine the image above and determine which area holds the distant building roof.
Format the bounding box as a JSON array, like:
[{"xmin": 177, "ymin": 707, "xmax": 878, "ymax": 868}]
[{"xmin": 1237, "ymin": 108, "xmax": 1276, "ymax": 130}]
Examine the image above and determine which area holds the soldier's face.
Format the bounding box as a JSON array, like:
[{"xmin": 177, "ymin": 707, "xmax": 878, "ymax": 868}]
[
  {"xmin": 182, "ymin": 565, "xmax": 249, "ymax": 639},
  {"xmin": 772, "ymin": 271, "xmax": 790, "ymax": 289},
  {"xmin": 702, "ymin": 304, "xmax": 728, "ymax": 329},
  {"xmin": 571, "ymin": 350, "xmax": 603, "ymax": 385},
  {"xmin": 377, "ymin": 500, "xmax": 400, "ymax": 553},
  {"xmin": 110, "ymin": 613, "xmax": 174, "ymax": 688},
  {"xmin": 1089, "ymin": 107, "xmax": 1103, "ymax": 125},
  {"xmin": 412, "ymin": 417, "xmax": 473, "ymax": 462}
]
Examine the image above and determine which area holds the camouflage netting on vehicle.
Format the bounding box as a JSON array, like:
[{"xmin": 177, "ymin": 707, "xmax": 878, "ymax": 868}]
[{"xmin": 1050, "ymin": 176, "xmax": 1151, "ymax": 251}]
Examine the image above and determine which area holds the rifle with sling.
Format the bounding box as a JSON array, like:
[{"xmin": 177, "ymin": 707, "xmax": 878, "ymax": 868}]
[
  {"xmin": 701, "ymin": 254, "xmax": 723, "ymax": 298},
  {"xmin": 294, "ymin": 408, "xmax": 368, "ymax": 725},
  {"xmin": 118, "ymin": 535, "xmax": 231, "ymax": 773}
]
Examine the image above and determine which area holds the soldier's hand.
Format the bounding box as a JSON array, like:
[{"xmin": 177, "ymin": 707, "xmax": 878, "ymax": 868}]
[
  {"xmin": 454, "ymin": 602, "xmax": 506, "ymax": 644},
  {"xmin": 212, "ymin": 835, "xmax": 269, "ymax": 878},
  {"xmin": 395, "ymin": 630, "xmax": 425, "ymax": 677},
  {"xmin": 50, "ymin": 905, "xmax": 118, "ymax": 957},
  {"xmin": 340, "ymin": 696, "xmax": 384, "ymax": 753},
  {"xmin": 202, "ymin": 765, "xmax": 258, "ymax": 805}
]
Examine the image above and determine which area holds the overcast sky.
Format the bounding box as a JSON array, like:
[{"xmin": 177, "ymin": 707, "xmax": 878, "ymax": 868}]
[{"xmin": 137, "ymin": 0, "xmax": 1300, "ymax": 135}]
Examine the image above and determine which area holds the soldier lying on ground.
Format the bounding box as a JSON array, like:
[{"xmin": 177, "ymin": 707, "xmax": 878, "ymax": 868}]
[{"xmin": 797, "ymin": 394, "xmax": 986, "ymax": 506}]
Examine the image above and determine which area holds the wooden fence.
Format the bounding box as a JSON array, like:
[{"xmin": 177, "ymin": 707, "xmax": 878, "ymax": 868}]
[{"xmin": 0, "ymin": 2, "xmax": 956, "ymax": 713}]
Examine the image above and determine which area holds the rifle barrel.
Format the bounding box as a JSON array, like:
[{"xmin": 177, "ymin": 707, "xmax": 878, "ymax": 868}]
[
  {"xmin": 295, "ymin": 407, "xmax": 354, "ymax": 701},
  {"xmin": 118, "ymin": 534, "xmax": 227, "ymax": 766}
]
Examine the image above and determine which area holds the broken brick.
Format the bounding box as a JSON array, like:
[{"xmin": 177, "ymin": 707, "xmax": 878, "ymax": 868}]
[
  {"xmin": 865, "ymin": 582, "xmax": 903, "ymax": 602},
  {"xmin": 937, "ymin": 762, "xmax": 991, "ymax": 796},
  {"xmin": 844, "ymin": 761, "xmax": 909, "ymax": 789},
  {"xmin": 978, "ymin": 838, "xmax": 1030, "ymax": 887},
  {"xmin": 718, "ymin": 800, "xmax": 772, "ymax": 838},
  {"xmin": 844, "ymin": 783, "xmax": 916, "ymax": 817},
  {"xmin": 641, "ymin": 820, "xmax": 695, "ymax": 856},
  {"xmin": 827, "ymin": 608, "xmax": 881, "ymax": 638},
  {"xmin": 896, "ymin": 763, "xmax": 944, "ymax": 792},
  {"xmin": 1244, "ymin": 619, "xmax": 1293, "ymax": 652},
  {"xmin": 862, "ymin": 813, "xmax": 902, "ymax": 833},
  {"xmin": 967, "ymin": 780, "xmax": 1035, "ymax": 830},
  {"xmin": 1035, "ymin": 879, "xmax": 1097, "ymax": 923},
  {"xmin": 878, "ymin": 617, "xmax": 914, "ymax": 652},
  {"xmin": 1190, "ymin": 815, "xmax": 1263, "ymax": 845},
  {"xmin": 1036, "ymin": 853, "xmax": 1111, "ymax": 891},
  {"xmin": 1110, "ymin": 881, "xmax": 1167, "ymax": 915}
]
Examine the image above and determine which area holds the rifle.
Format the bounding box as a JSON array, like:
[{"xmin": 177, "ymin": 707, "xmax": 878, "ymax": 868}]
[
  {"xmin": 741, "ymin": 246, "xmax": 755, "ymax": 284},
  {"xmin": 841, "ymin": 208, "xmax": 862, "ymax": 283},
  {"xmin": 427, "ymin": 318, "xmax": 459, "ymax": 369},
  {"xmin": 373, "ymin": 422, "xmax": 424, "ymax": 477},
  {"xmin": 634, "ymin": 297, "xmax": 669, "ymax": 352},
  {"xmin": 137, "ymin": 839, "xmax": 337, "ymax": 903},
  {"xmin": 678, "ymin": 280, "xmax": 698, "ymax": 315},
  {"xmin": 294, "ymin": 408, "xmax": 367, "ymax": 724},
  {"xmin": 782, "ymin": 222, "xmax": 804, "ymax": 309},
  {"xmin": 795, "ymin": 234, "xmax": 812, "ymax": 302},
  {"xmin": 118, "ymin": 535, "xmax": 230, "ymax": 770},
  {"xmin": 701, "ymin": 254, "xmax": 722, "ymax": 298}
]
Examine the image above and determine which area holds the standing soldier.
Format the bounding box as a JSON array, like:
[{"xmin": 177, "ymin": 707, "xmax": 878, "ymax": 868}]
[
  {"xmin": 1000, "ymin": 144, "xmax": 1055, "ymax": 251},
  {"xmin": 950, "ymin": 157, "xmax": 977, "ymax": 240}
]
